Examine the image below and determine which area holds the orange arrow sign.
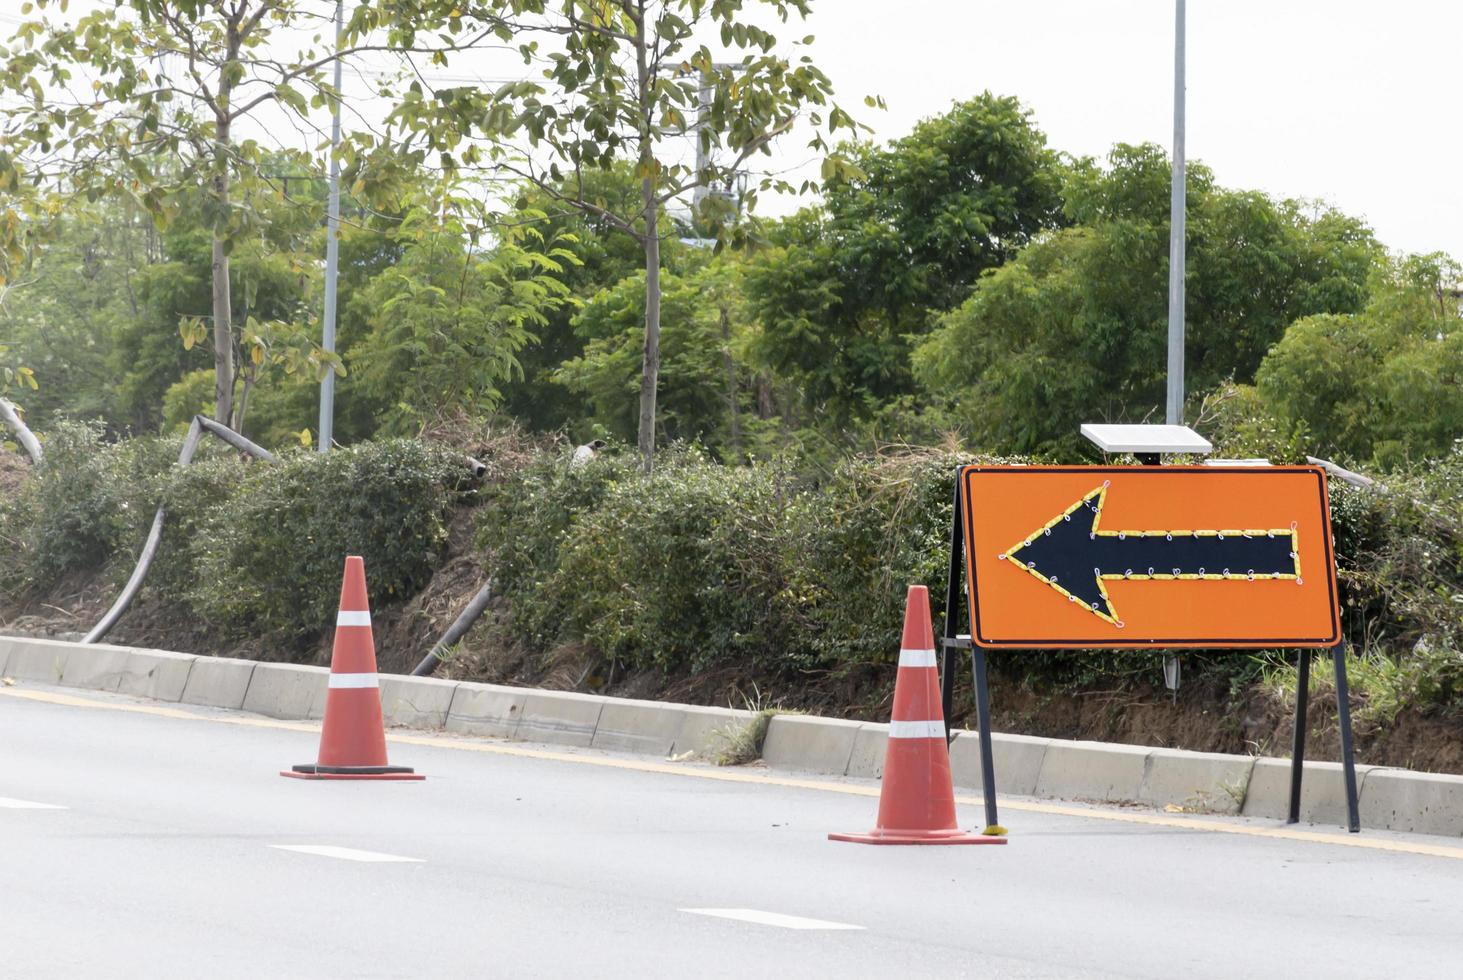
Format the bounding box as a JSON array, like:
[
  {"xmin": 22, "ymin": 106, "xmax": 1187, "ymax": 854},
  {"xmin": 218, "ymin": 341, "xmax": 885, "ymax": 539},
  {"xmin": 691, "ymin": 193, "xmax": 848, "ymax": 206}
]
[{"xmin": 960, "ymin": 466, "xmax": 1341, "ymax": 649}]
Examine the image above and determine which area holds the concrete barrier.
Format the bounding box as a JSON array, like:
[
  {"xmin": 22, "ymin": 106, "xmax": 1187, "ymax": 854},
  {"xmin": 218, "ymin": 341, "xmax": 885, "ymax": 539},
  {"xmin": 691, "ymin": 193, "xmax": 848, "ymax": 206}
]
[
  {"xmin": 378, "ymin": 675, "xmax": 459, "ymax": 729},
  {"xmin": 9, "ymin": 632, "xmax": 1463, "ymax": 839},
  {"xmin": 844, "ymin": 723, "xmax": 889, "ymax": 780},
  {"xmin": 116, "ymin": 649, "xmax": 197, "ymax": 702},
  {"xmin": 3, "ymin": 636, "xmax": 74, "ymax": 685},
  {"xmin": 180, "ymin": 657, "xmax": 257, "ymax": 710},
  {"xmin": 241, "ymin": 662, "xmax": 329, "ymax": 720},
  {"xmin": 1139, "ymin": 748, "xmax": 1255, "ymax": 815},
  {"xmin": 514, "ymin": 689, "xmax": 606, "ymax": 747},
  {"xmin": 58, "ymin": 644, "xmax": 134, "ymax": 691},
  {"xmin": 444, "ymin": 683, "xmax": 526, "ymax": 738},
  {"xmin": 669, "ymin": 704, "xmax": 752, "ymax": 759},
  {"xmin": 1241, "ymin": 758, "xmax": 1378, "ymax": 826},
  {"xmin": 1035, "ymin": 740, "xmax": 1150, "ymax": 802},
  {"xmin": 592, "ymin": 698, "xmax": 690, "ymax": 756},
  {"xmin": 950, "ymin": 731, "xmax": 1052, "ymax": 796},
  {"xmin": 1359, "ymin": 769, "xmax": 1463, "ymax": 838},
  {"xmin": 761, "ymin": 714, "xmax": 860, "ymax": 776}
]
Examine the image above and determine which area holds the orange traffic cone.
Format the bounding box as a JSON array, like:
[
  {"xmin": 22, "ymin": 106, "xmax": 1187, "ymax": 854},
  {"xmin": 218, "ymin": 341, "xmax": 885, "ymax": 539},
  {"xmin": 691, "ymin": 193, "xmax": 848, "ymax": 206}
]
[
  {"xmin": 282, "ymin": 556, "xmax": 423, "ymax": 781},
  {"xmin": 830, "ymin": 585, "xmax": 1003, "ymax": 845}
]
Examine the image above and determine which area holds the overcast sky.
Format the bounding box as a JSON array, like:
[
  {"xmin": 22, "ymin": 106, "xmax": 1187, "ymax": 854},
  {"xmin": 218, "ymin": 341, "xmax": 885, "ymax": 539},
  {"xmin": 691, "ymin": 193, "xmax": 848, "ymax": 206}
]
[
  {"xmin": 779, "ymin": 0, "xmax": 1461, "ymax": 259},
  {"xmin": 13, "ymin": 1, "xmax": 1460, "ymax": 260}
]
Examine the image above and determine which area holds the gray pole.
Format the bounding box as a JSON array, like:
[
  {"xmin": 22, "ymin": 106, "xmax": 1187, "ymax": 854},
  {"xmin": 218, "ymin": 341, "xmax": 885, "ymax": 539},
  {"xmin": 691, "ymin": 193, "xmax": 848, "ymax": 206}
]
[
  {"xmin": 1166, "ymin": 0, "xmax": 1186, "ymax": 425},
  {"xmin": 317, "ymin": 0, "xmax": 345, "ymax": 452}
]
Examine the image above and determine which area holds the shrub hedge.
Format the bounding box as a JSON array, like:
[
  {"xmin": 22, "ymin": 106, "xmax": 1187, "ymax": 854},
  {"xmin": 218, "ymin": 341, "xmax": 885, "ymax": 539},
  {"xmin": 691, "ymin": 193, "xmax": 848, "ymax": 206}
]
[
  {"xmin": 0, "ymin": 426, "xmax": 463, "ymax": 642},
  {"xmin": 4, "ymin": 430, "xmax": 1459, "ymax": 720},
  {"xmin": 478, "ymin": 443, "xmax": 1463, "ymax": 717}
]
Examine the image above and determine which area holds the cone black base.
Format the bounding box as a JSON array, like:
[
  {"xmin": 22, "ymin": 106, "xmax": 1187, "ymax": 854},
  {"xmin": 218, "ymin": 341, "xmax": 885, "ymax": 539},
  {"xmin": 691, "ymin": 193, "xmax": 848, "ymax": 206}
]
[
  {"xmin": 829, "ymin": 830, "xmax": 1008, "ymax": 845},
  {"xmin": 281, "ymin": 763, "xmax": 424, "ymax": 781}
]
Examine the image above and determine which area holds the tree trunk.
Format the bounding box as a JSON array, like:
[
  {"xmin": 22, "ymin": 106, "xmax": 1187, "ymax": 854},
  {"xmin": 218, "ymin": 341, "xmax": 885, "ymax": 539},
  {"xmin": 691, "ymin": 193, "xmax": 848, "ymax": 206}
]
[
  {"xmin": 211, "ymin": 225, "xmax": 233, "ymax": 426},
  {"xmin": 633, "ymin": 5, "xmax": 659, "ymax": 473},
  {"xmin": 212, "ymin": 18, "xmax": 240, "ymax": 427},
  {"xmin": 637, "ymin": 180, "xmax": 661, "ymax": 473},
  {"xmin": 720, "ymin": 303, "xmax": 740, "ymax": 458}
]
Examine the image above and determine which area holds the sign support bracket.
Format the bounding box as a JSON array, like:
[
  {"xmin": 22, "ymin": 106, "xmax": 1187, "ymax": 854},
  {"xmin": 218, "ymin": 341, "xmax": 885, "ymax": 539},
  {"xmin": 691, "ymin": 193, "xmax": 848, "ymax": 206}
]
[
  {"xmin": 1287, "ymin": 646, "xmax": 1361, "ymax": 832},
  {"xmin": 940, "ymin": 475, "xmax": 1000, "ymax": 833}
]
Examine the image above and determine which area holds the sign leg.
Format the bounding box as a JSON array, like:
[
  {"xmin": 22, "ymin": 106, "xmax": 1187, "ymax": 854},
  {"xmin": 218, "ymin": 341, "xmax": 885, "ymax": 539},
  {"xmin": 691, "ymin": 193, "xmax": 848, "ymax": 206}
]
[
  {"xmin": 1287, "ymin": 650, "xmax": 1311, "ymax": 824},
  {"xmin": 1333, "ymin": 647, "xmax": 1361, "ymax": 833},
  {"xmin": 971, "ymin": 647, "xmax": 999, "ymax": 832},
  {"xmin": 940, "ymin": 479, "xmax": 964, "ymax": 731}
]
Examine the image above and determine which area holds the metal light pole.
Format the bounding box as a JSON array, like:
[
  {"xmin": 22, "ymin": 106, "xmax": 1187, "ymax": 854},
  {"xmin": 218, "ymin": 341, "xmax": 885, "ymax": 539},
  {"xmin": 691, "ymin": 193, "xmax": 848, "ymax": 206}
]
[
  {"xmin": 317, "ymin": 0, "xmax": 345, "ymax": 452},
  {"xmin": 1166, "ymin": 0, "xmax": 1186, "ymax": 425}
]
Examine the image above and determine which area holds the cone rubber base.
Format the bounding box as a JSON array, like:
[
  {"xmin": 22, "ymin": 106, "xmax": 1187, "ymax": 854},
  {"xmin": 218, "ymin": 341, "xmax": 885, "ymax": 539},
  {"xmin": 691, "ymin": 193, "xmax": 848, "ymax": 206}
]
[
  {"xmin": 828, "ymin": 829, "xmax": 1008, "ymax": 845},
  {"xmin": 281, "ymin": 764, "xmax": 424, "ymax": 781}
]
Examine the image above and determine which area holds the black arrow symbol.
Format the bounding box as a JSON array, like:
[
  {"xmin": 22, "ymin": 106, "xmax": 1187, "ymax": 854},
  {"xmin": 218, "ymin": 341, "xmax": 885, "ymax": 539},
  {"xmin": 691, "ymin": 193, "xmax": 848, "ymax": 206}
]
[{"xmin": 1001, "ymin": 484, "xmax": 1301, "ymax": 626}]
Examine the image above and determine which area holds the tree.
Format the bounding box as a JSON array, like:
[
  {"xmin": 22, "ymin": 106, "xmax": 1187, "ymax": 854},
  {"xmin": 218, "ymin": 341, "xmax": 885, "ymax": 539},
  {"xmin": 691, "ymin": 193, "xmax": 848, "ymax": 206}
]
[
  {"xmin": 0, "ymin": 0, "xmax": 487, "ymax": 428},
  {"xmin": 381, "ymin": 0, "xmax": 861, "ymax": 468},
  {"xmin": 743, "ymin": 93, "xmax": 1066, "ymax": 429},
  {"xmin": 554, "ymin": 256, "xmax": 757, "ymax": 455},
  {"xmin": 913, "ymin": 143, "xmax": 1382, "ymax": 456},
  {"xmin": 1255, "ymin": 253, "xmax": 1463, "ymax": 466},
  {"xmin": 0, "ymin": 201, "xmax": 152, "ymax": 428},
  {"xmin": 345, "ymin": 186, "xmax": 577, "ymax": 434},
  {"xmin": 498, "ymin": 165, "xmax": 656, "ymax": 432}
]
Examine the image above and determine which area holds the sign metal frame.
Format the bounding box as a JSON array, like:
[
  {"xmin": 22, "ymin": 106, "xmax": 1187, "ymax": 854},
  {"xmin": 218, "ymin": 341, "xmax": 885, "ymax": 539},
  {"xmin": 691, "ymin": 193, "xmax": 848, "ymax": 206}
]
[{"xmin": 938, "ymin": 464, "xmax": 1360, "ymax": 835}]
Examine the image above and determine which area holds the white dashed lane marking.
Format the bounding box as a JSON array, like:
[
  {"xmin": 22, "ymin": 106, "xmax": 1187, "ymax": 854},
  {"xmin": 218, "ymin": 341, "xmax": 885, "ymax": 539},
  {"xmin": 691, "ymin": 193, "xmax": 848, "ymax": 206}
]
[
  {"xmin": 0, "ymin": 797, "xmax": 67, "ymax": 810},
  {"xmin": 269, "ymin": 845, "xmax": 423, "ymax": 863},
  {"xmin": 680, "ymin": 908, "xmax": 863, "ymax": 930}
]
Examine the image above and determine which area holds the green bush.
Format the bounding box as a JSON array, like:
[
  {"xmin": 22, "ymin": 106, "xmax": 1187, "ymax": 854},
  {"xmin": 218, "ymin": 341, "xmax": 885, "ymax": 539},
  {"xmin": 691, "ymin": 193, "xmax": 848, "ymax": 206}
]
[
  {"xmin": 5, "ymin": 426, "xmax": 1459, "ymax": 723},
  {"xmin": 187, "ymin": 439, "xmax": 463, "ymax": 640},
  {"xmin": 1, "ymin": 432, "xmax": 466, "ymax": 650},
  {"xmin": 0, "ymin": 421, "xmax": 177, "ymax": 594},
  {"xmin": 1330, "ymin": 451, "xmax": 1463, "ymax": 658},
  {"xmin": 480, "ymin": 446, "xmax": 1026, "ymax": 676},
  {"xmin": 476, "ymin": 442, "xmax": 1463, "ymax": 719},
  {"xmin": 480, "ymin": 446, "xmax": 790, "ymax": 672}
]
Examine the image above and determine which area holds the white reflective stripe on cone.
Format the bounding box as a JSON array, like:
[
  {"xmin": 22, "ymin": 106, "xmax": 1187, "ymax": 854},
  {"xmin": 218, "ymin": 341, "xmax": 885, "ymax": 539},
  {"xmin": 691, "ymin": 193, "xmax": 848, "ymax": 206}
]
[
  {"xmin": 328, "ymin": 672, "xmax": 379, "ymax": 689},
  {"xmin": 336, "ymin": 610, "xmax": 371, "ymax": 627},
  {"xmin": 888, "ymin": 720, "xmax": 944, "ymax": 739},
  {"xmin": 897, "ymin": 648, "xmax": 937, "ymax": 668}
]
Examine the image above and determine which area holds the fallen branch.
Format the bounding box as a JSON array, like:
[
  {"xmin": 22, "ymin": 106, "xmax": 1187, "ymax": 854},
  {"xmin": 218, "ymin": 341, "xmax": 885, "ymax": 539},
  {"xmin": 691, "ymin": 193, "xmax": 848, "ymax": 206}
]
[{"xmin": 1306, "ymin": 456, "xmax": 1377, "ymax": 489}]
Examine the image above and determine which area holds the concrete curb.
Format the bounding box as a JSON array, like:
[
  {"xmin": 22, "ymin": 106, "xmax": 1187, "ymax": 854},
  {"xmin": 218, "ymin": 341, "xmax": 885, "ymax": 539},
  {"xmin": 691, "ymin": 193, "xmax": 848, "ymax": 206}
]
[
  {"xmin": 1035, "ymin": 740, "xmax": 1151, "ymax": 803},
  {"xmin": 950, "ymin": 732, "xmax": 1051, "ymax": 796},
  {"xmin": 241, "ymin": 662, "xmax": 329, "ymax": 721},
  {"xmin": 1359, "ymin": 769, "xmax": 1463, "ymax": 837},
  {"xmin": 2, "ymin": 634, "xmax": 1459, "ymax": 838},
  {"xmin": 182, "ymin": 657, "xmax": 257, "ymax": 710},
  {"xmin": 592, "ymin": 697, "xmax": 693, "ymax": 756},
  {"xmin": 1140, "ymin": 748, "xmax": 1255, "ymax": 815},
  {"xmin": 762, "ymin": 714, "xmax": 861, "ymax": 775},
  {"xmin": 117, "ymin": 649, "xmax": 198, "ymax": 702},
  {"xmin": 444, "ymin": 684, "xmax": 525, "ymax": 739},
  {"xmin": 1241, "ymin": 758, "xmax": 1378, "ymax": 824},
  {"xmin": 379, "ymin": 675, "xmax": 459, "ymax": 729}
]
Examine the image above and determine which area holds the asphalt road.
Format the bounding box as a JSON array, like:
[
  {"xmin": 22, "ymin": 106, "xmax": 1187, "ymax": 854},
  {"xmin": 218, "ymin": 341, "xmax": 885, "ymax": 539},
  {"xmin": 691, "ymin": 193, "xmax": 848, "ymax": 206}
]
[{"xmin": 3, "ymin": 683, "xmax": 1462, "ymax": 979}]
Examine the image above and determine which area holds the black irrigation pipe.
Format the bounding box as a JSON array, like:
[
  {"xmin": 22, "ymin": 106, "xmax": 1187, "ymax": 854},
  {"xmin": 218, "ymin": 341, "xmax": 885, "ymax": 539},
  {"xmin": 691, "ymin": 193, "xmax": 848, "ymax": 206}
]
[
  {"xmin": 83, "ymin": 416, "xmax": 276, "ymax": 644},
  {"xmin": 0, "ymin": 396, "xmax": 43, "ymax": 465},
  {"xmin": 59, "ymin": 407, "xmax": 488, "ymax": 649},
  {"xmin": 412, "ymin": 578, "xmax": 494, "ymax": 677}
]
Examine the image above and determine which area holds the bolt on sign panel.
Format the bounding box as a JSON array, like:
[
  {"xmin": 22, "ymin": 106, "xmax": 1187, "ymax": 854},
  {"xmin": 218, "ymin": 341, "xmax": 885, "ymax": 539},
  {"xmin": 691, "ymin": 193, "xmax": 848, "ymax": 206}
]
[{"xmin": 960, "ymin": 466, "xmax": 1342, "ymax": 649}]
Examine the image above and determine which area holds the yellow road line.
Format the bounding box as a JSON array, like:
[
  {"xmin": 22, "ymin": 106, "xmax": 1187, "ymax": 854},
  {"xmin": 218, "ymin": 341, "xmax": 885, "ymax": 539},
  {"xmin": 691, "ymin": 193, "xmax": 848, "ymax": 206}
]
[{"xmin": 5, "ymin": 685, "xmax": 1463, "ymax": 862}]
